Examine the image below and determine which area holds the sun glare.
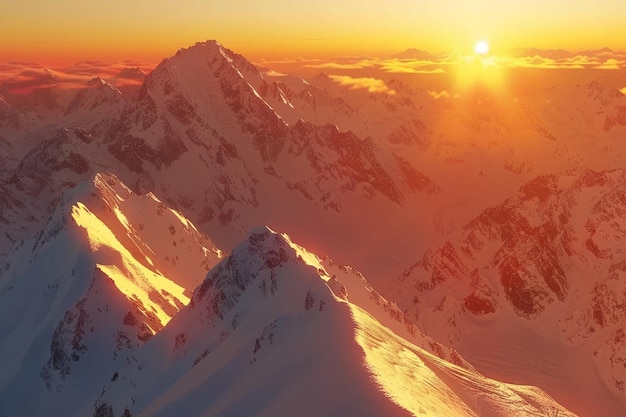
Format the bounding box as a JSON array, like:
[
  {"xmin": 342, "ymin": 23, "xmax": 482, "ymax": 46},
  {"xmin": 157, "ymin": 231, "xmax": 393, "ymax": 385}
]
[{"xmin": 474, "ymin": 41, "xmax": 489, "ymax": 55}]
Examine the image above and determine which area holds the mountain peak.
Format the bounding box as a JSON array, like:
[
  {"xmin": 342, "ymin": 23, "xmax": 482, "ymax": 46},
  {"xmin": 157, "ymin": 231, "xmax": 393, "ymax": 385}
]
[
  {"xmin": 144, "ymin": 38, "xmax": 265, "ymax": 103},
  {"xmin": 64, "ymin": 78, "xmax": 123, "ymax": 116},
  {"xmin": 189, "ymin": 39, "xmax": 223, "ymax": 50},
  {"xmin": 173, "ymin": 39, "xmax": 231, "ymax": 61},
  {"xmin": 187, "ymin": 225, "xmax": 328, "ymax": 318}
]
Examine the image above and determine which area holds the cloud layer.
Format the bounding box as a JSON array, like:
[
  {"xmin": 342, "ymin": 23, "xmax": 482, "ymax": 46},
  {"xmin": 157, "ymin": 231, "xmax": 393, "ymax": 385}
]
[
  {"xmin": 262, "ymin": 48, "xmax": 626, "ymax": 78},
  {"xmin": 3, "ymin": 48, "xmax": 625, "ymax": 97},
  {"xmin": 0, "ymin": 61, "xmax": 153, "ymax": 94},
  {"xmin": 328, "ymin": 75, "xmax": 396, "ymax": 95}
]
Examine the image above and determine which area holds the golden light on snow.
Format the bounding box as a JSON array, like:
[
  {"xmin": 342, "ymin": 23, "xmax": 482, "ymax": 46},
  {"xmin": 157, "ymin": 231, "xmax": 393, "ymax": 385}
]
[
  {"xmin": 350, "ymin": 304, "xmax": 474, "ymax": 416},
  {"xmin": 71, "ymin": 202, "xmax": 189, "ymax": 327},
  {"xmin": 348, "ymin": 304, "xmax": 576, "ymax": 416},
  {"xmin": 474, "ymin": 41, "xmax": 490, "ymax": 55},
  {"xmin": 280, "ymin": 231, "xmax": 329, "ymax": 278}
]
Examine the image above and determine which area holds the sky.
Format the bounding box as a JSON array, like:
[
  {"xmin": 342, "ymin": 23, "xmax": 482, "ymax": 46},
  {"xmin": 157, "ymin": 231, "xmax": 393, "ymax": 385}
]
[{"xmin": 2, "ymin": 0, "xmax": 626, "ymax": 63}]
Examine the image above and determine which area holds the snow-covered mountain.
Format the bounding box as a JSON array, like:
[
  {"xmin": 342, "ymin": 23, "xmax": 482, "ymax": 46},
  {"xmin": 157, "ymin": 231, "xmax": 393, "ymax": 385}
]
[
  {"xmin": 2, "ymin": 39, "xmax": 626, "ymax": 417},
  {"xmin": 0, "ymin": 173, "xmax": 221, "ymax": 417},
  {"xmin": 85, "ymin": 226, "xmax": 574, "ymax": 417},
  {"xmin": 0, "ymin": 172, "xmax": 575, "ymax": 417},
  {"xmin": 64, "ymin": 77, "xmax": 126, "ymax": 134},
  {"xmin": 0, "ymin": 40, "xmax": 439, "ymax": 277},
  {"xmin": 104, "ymin": 40, "xmax": 435, "ymax": 211}
]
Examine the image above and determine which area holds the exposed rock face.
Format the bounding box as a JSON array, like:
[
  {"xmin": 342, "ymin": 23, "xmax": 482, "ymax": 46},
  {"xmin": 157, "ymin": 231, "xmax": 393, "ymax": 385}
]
[{"xmin": 394, "ymin": 168, "xmax": 626, "ymax": 401}]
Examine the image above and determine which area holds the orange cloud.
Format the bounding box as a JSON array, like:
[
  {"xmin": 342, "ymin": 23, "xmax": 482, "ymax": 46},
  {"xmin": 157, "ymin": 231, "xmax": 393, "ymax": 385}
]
[
  {"xmin": 569, "ymin": 55, "xmax": 598, "ymax": 65},
  {"xmin": 262, "ymin": 70, "xmax": 289, "ymax": 77},
  {"xmin": 256, "ymin": 57, "xmax": 320, "ymax": 65},
  {"xmin": 428, "ymin": 90, "xmax": 451, "ymax": 99},
  {"xmin": 594, "ymin": 59, "xmax": 621, "ymax": 69},
  {"xmin": 306, "ymin": 62, "xmax": 371, "ymax": 70},
  {"xmin": 492, "ymin": 51, "xmax": 626, "ymax": 69},
  {"xmin": 329, "ymin": 75, "xmax": 396, "ymax": 95},
  {"xmin": 378, "ymin": 59, "xmax": 446, "ymax": 74},
  {"xmin": 260, "ymin": 48, "xmax": 626, "ymax": 78},
  {"xmin": 285, "ymin": 50, "xmax": 626, "ymax": 75},
  {"xmin": 0, "ymin": 67, "xmax": 60, "ymax": 93},
  {"xmin": 0, "ymin": 61, "xmax": 152, "ymax": 94},
  {"xmin": 490, "ymin": 55, "xmax": 588, "ymax": 69},
  {"xmin": 305, "ymin": 57, "xmax": 446, "ymax": 74}
]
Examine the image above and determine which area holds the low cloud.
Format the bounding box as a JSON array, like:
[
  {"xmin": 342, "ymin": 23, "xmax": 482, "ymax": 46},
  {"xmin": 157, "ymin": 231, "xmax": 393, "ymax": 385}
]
[
  {"xmin": 256, "ymin": 57, "xmax": 321, "ymax": 65},
  {"xmin": 509, "ymin": 55, "xmax": 558, "ymax": 68},
  {"xmin": 594, "ymin": 59, "xmax": 621, "ymax": 70},
  {"xmin": 262, "ymin": 70, "xmax": 289, "ymax": 77},
  {"xmin": 307, "ymin": 57, "xmax": 446, "ymax": 74},
  {"xmin": 307, "ymin": 62, "xmax": 367, "ymax": 70},
  {"xmin": 493, "ymin": 52, "xmax": 625, "ymax": 69},
  {"xmin": 329, "ymin": 75, "xmax": 396, "ymax": 95},
  {"xmin": 61, "ymin": 61, "xmax": 111, "ymax": 76},
  {"xmin": 428, "ymin": 90, "xmax": 450, "ymax": 99},
  {"xmin": 379, "ymin": 59, "xmax": 446, "ymax": 74},
  {"xmin": 0, "ymin": 61, "xmax": 153, "ymax": 94},
  {"xmin": 254, "ymin": 48, "xmax": 626, "ymax": 81},
  {"xmin": 287, "ymin": 51, "xmax": 626, "ymax": 75},
  {"xmin": 491, "ymin": 55, "xmax": 587, "ymax": 69},
  {"xmin": 0, "ymin": 68, "xmax": 60, "ymax": 93},
  {"xmin": 569, "ymin": 55, "xmax": 598, "ymax": 66}
]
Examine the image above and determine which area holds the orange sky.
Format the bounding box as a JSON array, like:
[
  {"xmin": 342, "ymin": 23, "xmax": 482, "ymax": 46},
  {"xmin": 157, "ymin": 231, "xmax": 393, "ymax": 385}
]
[{"xmin": 2, "ymin": 1, "xmax": 626, "ymax": 63}]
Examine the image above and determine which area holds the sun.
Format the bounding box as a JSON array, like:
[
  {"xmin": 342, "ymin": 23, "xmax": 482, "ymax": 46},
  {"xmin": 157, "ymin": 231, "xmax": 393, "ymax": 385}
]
[{"xmin": 474, "ymin": 41, "xmax": 489, "ymax": 55}]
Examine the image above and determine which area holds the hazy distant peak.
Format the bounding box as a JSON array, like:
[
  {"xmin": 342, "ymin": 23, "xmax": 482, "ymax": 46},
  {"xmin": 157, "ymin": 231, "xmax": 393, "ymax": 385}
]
[
  {"xmin": 86, "ymin": 76, "xmax": 120, "ymax": 93},
  {"xmin": 311, "ymin": 71, "xmax": 333, "ymax": 84},
  {"xmin": 65, "ymin": 77, "xmax": 123, "ymax": 115},
  {"xmin": 392, "ymin": 48, "xmax": 436, "ymax": 60},
  {"xmin": 579, "ymin": 46, "xmax": 616, "ymax": 56},
  {"xmin": 508, "ymin": 47, "xmax": 574, "ymax": 59},
  {"xmin": 116, "ymin": 67, "xmax": 146, "ymax": 80}
]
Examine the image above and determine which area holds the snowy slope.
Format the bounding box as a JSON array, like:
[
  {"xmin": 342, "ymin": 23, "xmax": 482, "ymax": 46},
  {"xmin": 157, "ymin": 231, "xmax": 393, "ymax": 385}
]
[
  {"xmin": 0, "ymin": 173, "xmax": 221, "ymax": 417},
  {"xmin": 0, "ymin": 127, "xmax": 110, "ymax": 255},
  {"xmin": 63, "ymin": 77, "xmax": 126, "ymax": 135},
  {"xmin": 89, "ymin": 226, "xmax": 575, "ymax": 417}
]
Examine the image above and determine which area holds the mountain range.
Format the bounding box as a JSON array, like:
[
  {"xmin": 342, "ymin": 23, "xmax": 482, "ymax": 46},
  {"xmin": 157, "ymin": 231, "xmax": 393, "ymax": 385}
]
[{"xmin": 1, "ymin": 40, "xmax": 626, "ymax": 416}]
